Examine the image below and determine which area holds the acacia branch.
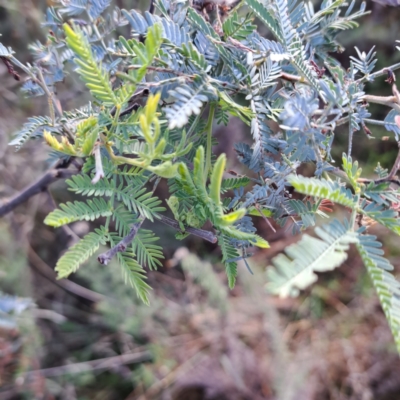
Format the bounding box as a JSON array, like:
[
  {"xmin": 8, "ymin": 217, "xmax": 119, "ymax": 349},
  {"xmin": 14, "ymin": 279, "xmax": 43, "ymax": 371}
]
[
  {"xmin": 98, "ymin": 219, "xmax": 144, "ymax": 265},
  {"xmin": 361, "ymin": 94, "xmax": 400, "ymax": 112},
  {"xmin": 356, "ymin": 62, "xmax": 400, "ymax": 83},
  {"xmin": 0, "ymin": 168, "xmax": 74, "ymax": 217},
  {"xmin": 158, "ymin": 215, "xmax": 218, "ymax": 243},
  {"xmin": 280, "ymin": 72, "xmax": 309, "ymax": 83},
  {"xmin": 97, "ymin": 215, "xmax": 218, "ymax": 266}
]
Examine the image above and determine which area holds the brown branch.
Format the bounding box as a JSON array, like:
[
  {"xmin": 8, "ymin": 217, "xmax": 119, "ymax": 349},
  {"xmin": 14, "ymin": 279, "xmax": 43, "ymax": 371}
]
[
  {"xmin": 361, "ymin": 94, "xmax": 400, "ymax": 112},
  {"xmin": 358, "ymin": 177, "xmax": 400, "ymax": 186},
  {"xmin": 28, "ymin": 246, "xmax": 105, "ymax": 303},
  {"xmin": 0, "ymin": 168, "xmax": 74, "ymax": 217},
  {"xmin": 280, "ymin": 72, "xmax": 309, "ymax": 84},
  {"xmin": 98, "ymin": 218, "xmax": 144, "ymax": 265},
  {"xmin": 98, "ymin": 214, "xmax": 218, "ymax": 266},
  {"xmin": 158, "ymin": 215, "xmax": 218, "ymax": 243}
]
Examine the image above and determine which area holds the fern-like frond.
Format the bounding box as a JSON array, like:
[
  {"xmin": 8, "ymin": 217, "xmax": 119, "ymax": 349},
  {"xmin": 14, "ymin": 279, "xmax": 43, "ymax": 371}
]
[
  {"xmin": 286, "ymin": 199, "xmax": 318, "ymax": 230},
  {"xmin": 64, "ymin": 23, "xmax": 117, "ymax": 106},
  {"xmin": 55, "ymin": 228, "xmax": 107, "ymax": 279},
  {"xmin": 222, "ymin": 12, "xmax": 257, "ymax": 41},
  {"xmin": 67, "ymin": 174, "xmax": 114, "ymax": 197},
  {"xmin": 88, "ymin": 0, "xmax": 110, "ymax": 18},
  {"xmin": 59, "ymin": 0, "xmax": 87, "ymax": 17},
  {"xmin": 221, "ymin": 177, "xmax": 251, "ymax": 193},
  {"xmin": 186, "ymin": 8, "xmax": 231, "ymax": 63},
  {"xmin": 116, "ymin": 24, "xmax": 163, "ymax": 105},
  {"xmin": 9, "ymin": 116, "xmax": 54, "ymax": 150},
  {"xmin": 363, "ymin": 182, "xmax": 400, "ymax": 206},
  {"xmin": 116, "ymin": 187, "xmax": 165, "ymax": 221},
  {"xmin": 132, "ymin": 229, "xmax": 164, "ymax": 270},
  {"xmin": 219, "ymin": 235, "xmax": 240, "ymax": 289},
  {"xmin": 266, "ymin": 219, "xmax": 357, "ymax": 297},
  {"xmin": 122, "ymin": 9, "xmax": 188, "ymax": 46},
  {"xmin": 288, "ymin": 175, "xmax": 357, "ymax": 208},
  {"xmin": 0, "ymin": 41, "xmax": 14, "ymax": 57},
  {"xmin": 165, "ymin": 77, "xmax": 217, "ymax": 129},
  {"xmin": 275, "ymin": 0, "xmax": 320, "ymax": 90},
  {"xmin": 117, "ymin": 252, "xmax": 151, "ymax": 304},
  {"xmin": 350, "ymin": 46, "xmax": 377, "ymax": 77},
  {"xmin": 112, "ymin": 207, "xmax": 138, "ymax": 236},
  {"xmin": 44, "ymin": 198, "xmax": 112, "ymax": 227},
  {"xmin": 357, "ymin": 233, "xmax": 400, "ymax": 352},
  {"xmin": 362, "ymin": 203, "xmax": 400, "ymax": 235},
  {"xmin": 246, "ymin": 0, "xmax": 284, "ymax": 43},
  {"xmin": 179, "ymin": 42, "xmax": 208, "ymax": 70}
]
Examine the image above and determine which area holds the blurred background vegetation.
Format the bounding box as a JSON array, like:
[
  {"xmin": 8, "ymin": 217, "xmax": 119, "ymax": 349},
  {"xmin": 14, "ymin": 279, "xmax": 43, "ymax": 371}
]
[{"xmin": 1, "ymin": 0, "xmax": 400, "ymax": 399}]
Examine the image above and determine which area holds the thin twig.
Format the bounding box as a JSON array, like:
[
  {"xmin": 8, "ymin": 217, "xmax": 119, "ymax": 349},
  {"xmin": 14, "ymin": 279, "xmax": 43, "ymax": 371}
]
[
  {"xmin": 97, "ymin": 214, "xmax": 218, "ymax": 266},
  {"xmin": 28, "ymin": 246, "xmax": 105, "ymax": 303},
  {"xmin": 22, "ymin": 351, "xmax": 152, "ymax": 379},
  {"xmin": 280, "ymin": 72, "xmax": 309, "ymax": 84},
  {"xmin": 158, "ymin": 215, "xmax": 218, "ymax": 243},
  {"xmin": 356, "ymin": 61, "xmax": 400, "ymax": 83},
  {"xmin": 361, "ymin": 94, "xmax": 400, "ymax": 112},
  {"xmin": 254, "ymin": 204, "xmax": 276, "ymax": 233},
  {"xmin": 358, "ymin": 178, "xmax": 400, "ymax": 186},
  {"xmin": 126, "ymin": 65, "xmax": 191, "ymax": 77},
  {"xmin": 0, "ymin": 169, "xmax": 74, "ymax": 217},
  {"xmin": 98, "ymin": 219, "xmax": 144, "ymax": 265}
]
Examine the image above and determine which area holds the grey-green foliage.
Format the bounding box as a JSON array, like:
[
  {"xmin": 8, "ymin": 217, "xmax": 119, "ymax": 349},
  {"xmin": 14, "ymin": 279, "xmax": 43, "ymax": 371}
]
[
  {"xmin": 3, "ymin": 0, "xmax": 400, "ymax": 351},
  {"xmin": 266, "ymin": 219, "xmax": 358, "ymax": 297}
]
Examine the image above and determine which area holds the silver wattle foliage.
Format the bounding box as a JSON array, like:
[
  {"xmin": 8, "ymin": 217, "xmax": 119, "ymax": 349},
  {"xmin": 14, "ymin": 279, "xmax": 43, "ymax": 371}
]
[{"xmin": 2, "ymin": 0, "xmax": 400, "ymax": 350}]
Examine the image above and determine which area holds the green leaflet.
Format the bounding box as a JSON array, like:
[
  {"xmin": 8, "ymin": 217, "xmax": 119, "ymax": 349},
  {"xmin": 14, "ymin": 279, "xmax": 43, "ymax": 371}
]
[
  {"xmin": 356, "ymin": 233, "xmax": 400, "ymax": 352},
  {"xmin": 117, "ymin": 252, "xmax": 152, "ymax": 305},
  {"xmin": 246, "ymin": 0, "xmax": 284, "ymax": 43},
  {"xmin": 9, "ymin": 116, "xmax": 53, "ymax": 151},
  {"xmin": 288, "ymin": 174, "xmax": 357, "ymax": 209},
  {"xmin": 44, "ymin": 198, "xmax": 112, "ymax": 227},
  {"xmin": 222, "ymin": 12, "xmax": 257, "ymax": 41},
  {"xmin": 342, "ymin": 153, "xmax": 362, "ymax": 193},
  {"xmin": 132, "ymin": 229, "xmax": 164, "ymax": 270},
  {"xmin": 55, "ymin": 228, "xmax": 107, "ymax": 279},
  {"xmin": 64, "ymin": 24, "xmax": 117, "ymax": 107},
  {"xmin": 266, "ymin": 219, "xmax": 357, "ymax": 297},
  {"xmin": 179, "ymin": 42, "xmax": 207, "ymax": 70},
  {"xmin": 116, "ymin": 24, "xmax": 163, "ymax": 106},
  {"xmin": 218, "ymin": 92, "xmax": 254, "ymax": 124},
  {"xmin": 362, "ymin": 207, "xmax": 400, "ymax": 236},
  {"xmin": 221, "ymin": 176, "xmax": 251, "ymax": 192},
  {"xmin": 219, "ymin": 235, "xmax": 240, "ymax": 289}
]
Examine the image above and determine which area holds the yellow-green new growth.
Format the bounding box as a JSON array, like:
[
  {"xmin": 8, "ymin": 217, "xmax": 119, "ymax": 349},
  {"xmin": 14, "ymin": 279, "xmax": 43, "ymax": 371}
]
[
  {"xmin": 44, "ymin": 116, "xmax": 99, "ymax": 157},
  {"xmin": 63, "ymin": 23, "xmax": 117, "ymax": 107},
  {"xmin": 174, "ymin": 146, "xmax": 269, "ymax": 249}
]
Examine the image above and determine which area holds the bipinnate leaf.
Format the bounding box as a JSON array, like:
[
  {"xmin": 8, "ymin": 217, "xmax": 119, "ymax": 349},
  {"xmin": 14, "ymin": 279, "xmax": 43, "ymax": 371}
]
[{"xmin": 266, "ymin": 220, "xmax": 357, "ymax": 297}]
